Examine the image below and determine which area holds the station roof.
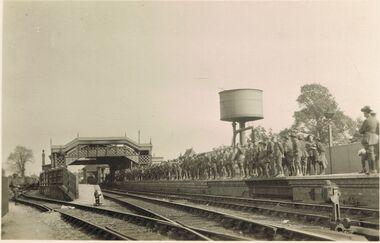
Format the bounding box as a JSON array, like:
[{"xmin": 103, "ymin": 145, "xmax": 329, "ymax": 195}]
[{"xmin": 51, "ymin": 136, "xmax": 152, "ymax": 153}]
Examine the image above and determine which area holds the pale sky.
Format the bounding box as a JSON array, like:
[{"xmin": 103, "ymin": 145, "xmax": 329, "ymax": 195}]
[{"xmin": 2, "ymin": 1, "xmax": 380, "ymax": 176}]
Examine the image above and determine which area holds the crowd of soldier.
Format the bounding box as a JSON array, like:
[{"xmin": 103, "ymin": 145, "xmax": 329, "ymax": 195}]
[{"xmin": 117, "ymin": 133, "xmax": 328, "ymax": 181}]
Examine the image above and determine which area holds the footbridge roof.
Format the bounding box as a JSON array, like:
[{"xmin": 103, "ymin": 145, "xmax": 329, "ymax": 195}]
[{"xmin": 51, "ymin": 136, "xmax": 152, "ymax": 153}]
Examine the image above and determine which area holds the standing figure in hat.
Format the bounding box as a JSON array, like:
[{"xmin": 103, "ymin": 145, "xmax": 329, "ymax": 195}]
[
  {"xmin": 282, "ymin": 134, "xmax": 293, "ymax": 176},
  {"xmin": 315, "ymin": 136, "xmax": 327, "ymax": 175},
  {"xmin": 291, "ymin": 134, "xmax": 303, "ymax": 176},
  {"xmin": 306, "ymin": 135, "xmax": 318, "ymax": 175},
  {"xmin": 266, "ymin": 137, "xmax": 275, "ymax": 177},
  {"xmin": 257, "ymin": 141, "xmax": 268, "ymax": 177},
  {"xmin": 273, "ymin": 136, "xmax": 285, "ymax": 177},
  {"xmin": 298, "ymin": 134, "xmax": 309, "ymax": 176},
  {"xmin": 359, "ymin": 106, "xmax": 379, "ymax": 174}
]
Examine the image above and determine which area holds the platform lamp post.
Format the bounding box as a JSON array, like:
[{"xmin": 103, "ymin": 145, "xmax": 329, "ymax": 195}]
[{"xmin": 324, "ymin": 111, "xmax": 335, "ymax": 174}]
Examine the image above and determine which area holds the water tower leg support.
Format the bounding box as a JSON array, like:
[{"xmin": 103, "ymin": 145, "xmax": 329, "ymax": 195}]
[
  {"xmin": 232, "ymin": 122, "xmax": 237, "ymax": 147},
  {"xmin": 239, "ymin": 122, "xmax": 246, "ymax": 145}
]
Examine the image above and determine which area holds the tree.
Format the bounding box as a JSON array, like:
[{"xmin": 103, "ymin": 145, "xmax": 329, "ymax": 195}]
[
  {"xmin": 292, "ymin": 83, "xmax": 357, "ymax": 145},
  {"xmin": 250, "ymin": 125, "xmax": 269, "ymax": 142},
  {"xmin": 6, "ymin": 146, "xmax": 34, "ymax": 178},
  {"xmin": 278, "ymin": 128, "xmax": 292, "ymax": 138}
]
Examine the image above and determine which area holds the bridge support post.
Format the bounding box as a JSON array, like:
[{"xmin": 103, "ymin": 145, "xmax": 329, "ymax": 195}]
[
  {"xmin": 83, "ymin": 168, "xmax": 87, "ymax": 184},
  {"xmin": 97, "ymin": 167, "xmax": 102, "ymax": 184}
]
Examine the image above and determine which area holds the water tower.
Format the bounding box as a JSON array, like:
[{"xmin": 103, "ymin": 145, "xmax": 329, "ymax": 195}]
[{"xmin": 219, "ymin": 89, "xmax": 264, "ymax": 146}]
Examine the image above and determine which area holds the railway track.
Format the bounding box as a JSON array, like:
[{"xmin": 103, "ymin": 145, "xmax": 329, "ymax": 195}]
[
  {"xmin": 15, "ymin": 197, "xmax": 132, "ymax": 240},
  {"xmin": 110, "ymin": 189, "xmax": 379, "ymax": 229},
  {"xmin": 18, "ymin": 194, "xmax": 213, "ymax": 241},
  {"xmin": 101, "ymin": 189, "xmax": 362, "ymax": 241},
  {"xmin": 19, "ymin": 193, "xmax": 250, "ymax": 241}
]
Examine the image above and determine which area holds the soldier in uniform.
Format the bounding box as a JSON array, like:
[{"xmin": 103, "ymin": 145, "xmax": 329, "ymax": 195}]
[
  {"xmin": 234, "ymin": 144, "xmax": 245, "ymax": 178},
  {"xmin": 252, "ymin": 142, "xmax": 260, "ymax": 177},
  {"xmin": 193, "ymin": 154, "xmax": 201, "ymax": 180},
  {"xmin": 210, "ymin": 151, "xmax": 218, "ymax": 180},
  {"xmin": 273, "ymin": 136, "xmax": 285, "ymax": 177},
  {"xmin": 257, "ymin": 141, "xmax": 269, "ymax": 177},
  {"xmin": 298, "ymin": 135, "xmax": 309, "ymax": 176},
  {"xmin": 181, "ymin": 157, "xmax": 187, "ymax": 180},
  {"xmin": 315, "ymin": 137, "xmax": 327, "ymax": 175},
  {"xmin": 243, "ymin": 143, "xmax": 253, "ymax": 177},
  {"xmin": 266, "ymin": 137, "xmax": 275, "ymax": 177},
  {"xmin": 305, "ymin": 135, "xmax": 318, "ymax": 175},
  {"xmin": 201, "ymin": 153, "xmax": 210, "ymax": 180},
  {"xmin": 177, "ymin": 156, "xmax": 184, "ymax": 180},
  {"xmin": 224, "ymin": 148, "xmax": 235, "ymax": 178},
  {"xmin": 183, "ymin": 155, "xmax": 191, "ymax": 180},
  {"xmin": 282, "ymin": 135, "xmax": 293, "ymax": 176},
  {"xmin": 175, "ymin": 159, "xmax": 181, "ymax": 180},
  {"xmin": 359, "ymin": 106, "xmax": 379, "ymax": 174},
  {"xmin": 291, "ymin": 134, "xmax": 302, "ymax": 176},
  {"xmin": 215, "ymin": 149, "xmax": 224, "ymax": 179},
  {"xmin": 221, "ymin": 149, "xmax": 228, "ymax": 179}
]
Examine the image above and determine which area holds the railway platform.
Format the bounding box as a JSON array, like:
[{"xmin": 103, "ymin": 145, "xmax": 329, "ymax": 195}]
[{"xmin": 107, "ymin": 172, "xmax": 379, "ymax": 209}]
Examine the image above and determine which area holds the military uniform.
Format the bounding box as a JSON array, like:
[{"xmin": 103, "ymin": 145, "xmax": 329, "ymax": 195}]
[
  {"xmin": 266, "ymin": 139, "xmax": 276, "ymax": 177},
  {"xmin": 235, "ymin": 146, "xmax": 245, "ymax": 178},
  {"xmin": 244, "ymin": 144, "xmax": 253, "ymax": 177},
  {"xmin": 282, "ymin": 136, "xmax": 293, "ymax": 176},
  {"xmin": 258, "ymin": 142, "xmax": 269, "ymax": 177},
  {"xmin": 291, "ymin": 135, "xmax": 302, "ymax": 176},
  {"xmin": 223, "ymin": 150, "xmax": 233, "ymax": 178},
  {"xmin": 216, "ymin": 150, "xmax": 225, "ymax": 179},
  {"xmin": 359, "ymin": 106, "xmax": 379, "ymax": 174},
  {"xmin": 315, "ymin": 139, "xmax": 327, "ymax": 175},
  {"xmin": 210, "ymin": 152, "xmax": 218, "ymax": 180},
  {"xmin": 305, "ymin": 136, "xmax": 318, "ymax": 175},
  {"xmin": 298, "ymin": 135, "xmax": 309, "ymax": 176},
  {"xmin": 273, "ymin": 138, "xmax": 285, "ymax": 177}
]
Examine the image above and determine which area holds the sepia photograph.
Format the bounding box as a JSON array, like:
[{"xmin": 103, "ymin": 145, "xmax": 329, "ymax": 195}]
[{"xmin": 2, "ymin": 0, "xmax": 379, "ymax": 241}]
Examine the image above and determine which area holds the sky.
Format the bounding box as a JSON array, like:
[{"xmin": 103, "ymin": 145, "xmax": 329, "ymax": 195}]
[{"xmin": 2, "ymin": 1, "xmax": 380, "ymax": 176}]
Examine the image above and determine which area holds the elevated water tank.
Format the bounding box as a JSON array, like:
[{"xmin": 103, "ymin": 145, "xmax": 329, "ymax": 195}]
[{"xmin": 219, "ymin": 89, "xmax": 263, "ymax": 122}]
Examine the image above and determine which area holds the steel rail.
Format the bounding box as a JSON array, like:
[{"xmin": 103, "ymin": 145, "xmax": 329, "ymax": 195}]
[
  {"xmin": 15, "ymin": 197, "xmax": 52, "ymax": 212},
  {"xmin": 58, "ymin": 210, "xmax": 132, "ymax": 240},
  {"xmin": 113, "ymin": 189, "xmax": 378, "ymax": 229},
  {"xmin": 112, "ymin": 188, "xmax": 379, "ymax": 218},
  {"xmin": 103, "ymin": 192, "xmax": 252, "ymax": 241},
  {"xmin": 15, "ymin": 197, "xmax": 131, "ymax": 240},
  {"xmin": 20, "ymin": 193, "xmax": 212, "ymax": 241},
  {"xmin": 103, "ymin": 189, "xmax": 337, "ymax": 241}
]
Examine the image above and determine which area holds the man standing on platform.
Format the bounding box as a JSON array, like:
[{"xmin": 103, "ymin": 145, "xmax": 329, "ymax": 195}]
[
  {"xmin": 298, "ymin": 135, "xmax": 309, "ymax": 176},
  {"xmin": 306, "ymin": 135, "xmax": 318, "ymax": 175},
  {"xmin": 359, "ymin": 106, "xmax": 379, "ymax": 174},
  {"xmin": 291, "ymin": 133, "xmax": 302, "ymax": 176},
  {"xmin": 273, "ymin": 136, "xmax": 285, "ymax": 177},
  {"xmin": 266, "ymin": 137, "xmax": 275, "ymax": 177},
  {"xmin": 315, "ymin": 137, "xmax": 327, "ymax": 175},
  {"xmin": 258, "ymin": 141, "xmax": 269, "ymax": 177},
  {"xmin": 282, "ymin": 135, "xmax": 293, "ymax": 176}
]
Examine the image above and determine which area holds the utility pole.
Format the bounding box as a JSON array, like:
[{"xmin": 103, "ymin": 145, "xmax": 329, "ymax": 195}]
[{"xmin": 324, "ymin": 111, "xmax": 335, "ymax": 174}]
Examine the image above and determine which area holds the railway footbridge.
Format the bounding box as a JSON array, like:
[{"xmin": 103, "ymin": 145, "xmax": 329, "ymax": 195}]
[{"xmin": 48, "ymin": 136, "xmax": 153, "ymax": 181}]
